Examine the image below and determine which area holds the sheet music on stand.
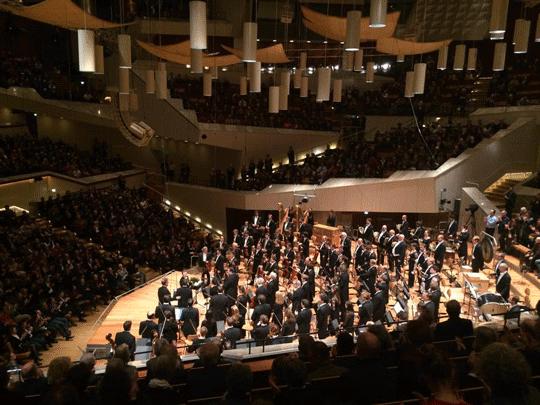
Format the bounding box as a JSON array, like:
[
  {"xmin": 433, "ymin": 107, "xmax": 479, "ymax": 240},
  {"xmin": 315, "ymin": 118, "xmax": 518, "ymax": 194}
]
[
  {"xmin": 465, "ymin": 280, "xmax": 479, "ymax": 301},
  {"xmin": 463, "ymin": 280, "xmax": 480, "ymax": 321}
]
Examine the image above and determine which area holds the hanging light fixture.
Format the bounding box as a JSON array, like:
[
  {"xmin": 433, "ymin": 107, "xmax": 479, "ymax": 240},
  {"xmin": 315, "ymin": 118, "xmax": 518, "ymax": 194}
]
[
  {"xmin": 535, "ymin": 14, "xmax": 540, "ymax": 42},
  {"xmin": 280, "ymin": 71, "xmax": 290, "ymax": 95},
  {"xmin": 437, "ymin": 46, "xmax": 448, "ymax": 70},
  {"xmin": 300, "ymin": 76, "xmax": 309, "ymax": 98},
  {"xmin": 129, "ymin": 91, "xmax": 138, "ymax": 111},
  {"xmin": 365, "ymin": 62, "xmax": 375, "ymax": 83},
  {"xmin": 77, "ymin": 29, "xmax": 95, "ymax": 72},
  {"xmin": 203, "ymin": 72, "xmax": 212, "ymax": 97},
  {"xmin": 413, "ymin": 63, "xmax": 426, "ymax": 94},
  {"xmin": 189, "ymin": 1, "xmax": 207, "ymax": 50},
  {"xmin": 118, "ymin": 67, "xmax": 129, "ymax": 94},
  {"xmin": 269, "ymin": 86, "xmax": 279, "ymax": 113},
  {"xmin": 342, "ymin": 51, "xmax": 353, "ymax": 72},
  {"xmin": 316, "ymin": 67, "xmax": 331, "ymax": 102},
  {"xmin": 453, "ymin": 44, "xmax": 466, "ymax": 71},
  {"xmin": 243, "ymin": 22, "xmax": 257, "ymax": 62},
  {"xmin": 370, "ymin": 0, "xmax": 388, "ymax": 28},
  {"xmin": 404, "ymin": 71, "xmax": 414, "ymax": 98},
  {"xmin": 332, "ymin": 79, "xmax": 342, "ymax": 103},
  {"xmin": 279, "ymin": 82, "xmax": 288, "ymax": 110},
  {"xmin": 354, "ymin": 49, "xmax": 363, "ymax": 71},
  {"xmin": 240, "ymin": 76, "xmax": 248, "ymax": 95},
  {"xmin": 145, "ymin": 70, "xmax": 155, "ymax": 94},
  {"xmin": 118, "ymin": 34, "xmax": 131, "ymax": 69},
  {"xmin": 300, "ymin": 52, "xmax": 307, "ymax": 70},
  {"xmin": 155, "ymin": 62, "xmax": 167, "ymax": 99},
  {"xmin": 514, "ymin": 19, "xmax": 531, "ymax": 54},
  {"xmin": 211, "ymin": 65, "xmax": 218, "ymax": 80},
  {"xmin": 492, "ymin": 42, "xmax": 506, "ymax": 71},
  {"xmin": 467, "ymin": 48, "xmax": 478, "ymax": 71},
  {"xmin": 248, "ymin": 62, "xmax": 261, "ymax": 93},
  {"xmin": 94, "ymin": 45, "xmax": 104, "ymax": 74},
  {"xmin": 344, "ymin": 10, "xmax": 362, "ymax": 51},
  {"xmin": 396, "ymin": 54, "xmax": 405, "ymax": 63},
  {"xmin": 293, "ymin": 68, "xmax": 302, "ymax": 89},
  {"xmin": 489, "ymin": 0, "xmax": 509, "ymax": 36},
  {"xmin": 191, "ymin": 49, "xmax": 203, "ymax": 74}
]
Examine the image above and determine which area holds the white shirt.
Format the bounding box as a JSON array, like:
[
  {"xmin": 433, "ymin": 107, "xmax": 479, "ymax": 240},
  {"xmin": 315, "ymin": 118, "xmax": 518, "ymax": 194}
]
[{"xmin": 392, "ymin": 241, "xmax": 402, "ymax": 256}]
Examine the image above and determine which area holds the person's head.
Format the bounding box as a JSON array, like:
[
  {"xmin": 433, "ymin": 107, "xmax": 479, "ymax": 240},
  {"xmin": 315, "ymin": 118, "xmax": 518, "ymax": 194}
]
[
  {"xmin": 199, "ymin": 326, "xmax": 208, "ymax": 338},
  {"xmin": 367, "ymin": 324, "xmax": 393, "ymax": 351},
  {"xmin": 259, "ymin": 314, "xmax": 269, "ymax": 325},
  {"xmin": 496, "ymin": 251, "xmax": 505, "ymax": 261},
  {"xmin": 310, "ymin": 341, "xmax": 330, "ymax": 364},
  {"xmin": 335, "ymin": 331, "xmax": 355, "ymax": 356},
  {"xmin": 473, "ymin": 326, "xmax": 498, "ymax": 353},
  {"xmin": 419, "ymin": 347, "xmax": 457, "ymax": 394},
  {"xmin": 445, "ymin": 300, "xmax": 462, "ymax": 319},
  {"xmin": 319, "ymin": 293, "xmax": 329, "ymax": 304},
  {"xmin": 99, "ymin": 358, "xmax": 133, "ymax": 404},
  {"xmin": 271, "ymin": 355, "xmax": 307, "ymax": 388},
  {"xmin": 478, "ymin": 343, "xmax": 531, "ymax": 398},
  {"xmin": 152, "ymin": 338, "xmax": 170, "ymax": 357},
  {"xmin": 48, "ymin": 356, "xmax": 72, "ymax": 385},
  {"xmin": 472, "ymin": 235, "xmax": 480, "ymax": 244},
  {"xmin": 161, "ymin": 277, "xmax": 168, "ymax": 287},
  {"xmin": 499, "ymin": 263, "xmax": 508, "ymax": 273},
  {"xmin": 123, "ymin": 320, "xmax": 132, "ymax": 332},
  {"xmin": 405, "ymin": 319, "xmax": 433, "ymax": 347},
  {"xmin": 356, "ymin": 331, "xmax": 381, "ymax": 360},
  {"xmin": 152, "ymin": 354, "xmax": 177, "ymax": 383},
  {"xmin": 66, "ymin": 363, "xmax": 92, "ymax": 394},
  {"xmin": 114, "ymin": 344, "xmax": 131, "ymax": 365},
  {"xmin": 79, "ymin": 353, "xmax": 96, "ymax": 372},
  {"xmin": 257, "ymin": 294, "xmax": 266, "ymax": 305},
  {"xmin": 147, "ymin": 311, "xmax": 155, "ymax": 320},
  {"xmin": 298, "ymin": 334, "xmax": 315, "ymax": 360},
  {"xmin": 226, "ymin": 363, "xmax": 253, "ymax": 400},
  {"xmin": 226, "ymin": 317, "xmax": 235, "ymax": 327},
  {"xmin": 301, "ymin": 299, "xmax": 310, "ymax": 309},
  {"xmin": 197, "ymin": 342, "xmax": 221, "ymax": 368},
  {"xmin": 21, "ymin": 361, "xmax": 41, "ymax": 381}
]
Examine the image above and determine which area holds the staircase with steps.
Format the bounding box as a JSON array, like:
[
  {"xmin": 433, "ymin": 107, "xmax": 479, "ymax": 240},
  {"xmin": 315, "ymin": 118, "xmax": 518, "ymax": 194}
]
[
  {"xmin": 467, "ymin": 76, "xmax": 492, "ymax": 111},
  {"xmin": 483, "ymin": 172, "xmax": 532, "ymax": 208}
]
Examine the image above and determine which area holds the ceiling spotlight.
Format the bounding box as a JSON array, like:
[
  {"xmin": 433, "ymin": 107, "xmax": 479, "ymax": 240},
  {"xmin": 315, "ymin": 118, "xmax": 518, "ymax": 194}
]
[
  {"xmin": 289, "ymin": 39, "xmax": 294, "ymax": 43},
  {"xmin": 272, "ymin": 39, "xmax": 277, "ymax": 43},
  {"xmin": 307, "ymin": 40, "xmax": 311, "ymax": 43}
]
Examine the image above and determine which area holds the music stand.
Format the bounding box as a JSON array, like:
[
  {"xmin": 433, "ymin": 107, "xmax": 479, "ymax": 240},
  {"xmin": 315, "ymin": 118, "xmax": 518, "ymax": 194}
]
[{"xmin": 463, "ymin": 280, "xmax": 479, "ymax": 321}]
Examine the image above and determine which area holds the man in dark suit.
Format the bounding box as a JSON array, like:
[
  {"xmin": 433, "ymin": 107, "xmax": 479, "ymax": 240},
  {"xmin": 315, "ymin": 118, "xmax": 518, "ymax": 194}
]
[
  {"xmin": 385, "ymin": 230, "xmax": 396, "ymax": 271},
  {"xmin": 372, "ymin": 284, "xmax": 386, "ymax": 322},
  {"xmin": 223, "ymin": 317, "xmax": 242, "ymax": 348},
  {"xmin": 496, "ymin": 263, "xmax": 511, "ymax": 301},
  {"xmin": 447, "ymin": 215, "xmax": 458, "ymax": 239},
  {"xmin": 316, "ymin": 294, "xmax": 332, "ymax": 339},
  {"xmin": 291, "ymin": 281, "xmax": 305, "ymax": 313},
  {"xmin": 391, "ymin": 234, "xmax": 406, "ymax": 279},
  {"xmin": 266, "ymin": 214, "xmax": 276, "ymax": 236},
  {"xmin": 252, "ymin": 315, "xmax": 270, "ymax": 345},
  {"xmin": 180, "ymin": 298, "xmax": 199, "ymax": 337},
  {"xmin": 174, "ymin": 278, "xmax": 193, "ymax": 309},
  {"xmin": 296, "ymin": 299, "xmax": 312, "ymax": 334},
  {"xmin": 251, "ymin": 295, "xmax": 272, "ymax": 323},
  {"xmin": 138, "ymin": 312, "xmax": 158, "ymax": 341},
  {"xmin": 434, "ymin": 300, "xmax": 473, "ymax": 341},
  {"xmin": 231, "ymin": 229, "xmax": 243, "ymax": 246},
  {"xmin": 358, "ymin": 291, "xmax": 373, "ymax": 326},
  {"xmin": 471, "ymin": 235, "xmax": 484, "ymax": 272},
  {"xmin": 362, "ymin": 218, "xmax": 374, "ymax": 244},
  {"xmin": 252, "ymin": 210, "xmax": 262, "ymax": 228},
  {"xmin": 360, "ymin": 244, "xmax": 376, "ymax": 270},
  {"xmin": 434, "ymin": 234, "xmax": 446, "ymax": 270},
  {"xmin": 493, "ymin": 251, "xmax": 507, "ymax": 280},
  {"xmin": 209, "ymin": 286, "xmax": 229, "ymax": 322},
  {"xmin": 359, "ymin": 259, "xmax": 378, "ymax": 295},
  {"xmin": 223, "ymin": 268, "xmax": 239, "ymax": 305},
  {"xmin": 353, "ymin": 239, "xmax": 364, "ymax": 269},
  {"xmin": 400, "ymin": 214, "xmax": 410, "ymax": 238},
  {"xmin": 158, "ymin": 278, "xmax": 171, "ymax": 304},
  {"xmin": 266, "ymin": 272, "xmax": 279, "ymax": 307},
  {"xmin": 115, "ymin": 320, "xmax": 136, "ymax": 360},
  {"xmin": 376, "ymin": 225, "xmax": 388, "ymax": 265},
  {"xmin": 155, "ymin": 295, "xmax": 176, "ymax": 324},
  {"xmin": 214, "ymin": 250, "xmax": 226, "ymax": 279},
  {"xmin": 340, "ymin": 232, "xmax": 352, "ymax": 261},
  {"xmin": 420, "ymin": 291, "xmax": 436, "ymax": 320},
  {"xmin": 318, "ymin": 236, "xmax": 330, "ymax": 269},
  {"xmin": 412, "ymin": 221, "xmax": 424, "ymax": 242}
]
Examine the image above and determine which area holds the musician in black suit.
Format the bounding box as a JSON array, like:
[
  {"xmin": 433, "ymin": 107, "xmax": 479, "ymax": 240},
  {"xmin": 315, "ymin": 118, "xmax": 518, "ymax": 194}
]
[
  {"xmin": 371, "ymin": 284, "xmax": 386, "ymax": 322},
  {"xmin": 362, "ymin": 218, "xmax": 374, "ymax": 244},
  {"xmin": 338, "ymin": 265, "xmax": 349, "ymax": 318},
  {"xmin": 434, "ymin": 234, "xmax": 446, "ymax": 270},
  {"xmin": 291, "ymin": 281, "xmax": 305, "ymax": 313},
  {"xmin": 265, "ymin": 214, "xmax": 276, "ymax": 236},
  {"xmin": 251, "ymin": 295, "xmax": 271, "ymax": 323},
  {"xmin": 496, "ymin": 263, "xmax": 511, "ymax": 301},
  {"xmin": 434, "ymin": 300, "xmax": 473, "ymax": 341},
  {"xmin": 457, "ymin": 227, "xmax": 469, "ymax": 264},
  {"xmin": 251, "ymin": 211, "xmax": 262, "ymax": 228},
  {"xmin": 223, "ymin": 317, "xmax": 242, "ymax": 349},
  {"xmin": 361, "ymin": 244, "xmax": 376, "ymax": 270},
  {"xmin": 223, "ymin": 268, "xmax": 239, "ymax": 304},
  {"xmin": 359, "ymin": 259, "xmax": 378, "ymax": 295},
  {"xmin": 158, "ymin": 278, "xmax": 171, "ymax": 304},
  {"xmin": 267, "ymin": 272, "xmax": 279, "ymax": 307},
  {"xmin": 493, "ymin": 251, "xmax": 507, "ymax": 280},
  {"xmin": 214, "ymin": 250, "xmax": 226, "ymax": 279},
  {"xmin": 326, "ymin": 210, "xmax": 337, "ymax": 227},
  {"xmin": 209, "ymin": 286, "xmax": 229, "ymax": 321},
  {"xmin": 385, "ymin": 230, "xmax": 396, "ymax": 271},
  {"xmin": 231, "ymin": 229, "xmax": 243, "ymax": 246},
  {"xmin": 180, "ymin": 299, "xmax": 199, "ymax": 337},
  {"xmin": 328, "ymin": 247, "xmax": 339, "ymax": 271},
  {"xmin": 252, "ymin": 315, "xmax": 270, "ymax": 346},
  {"xmin": 296, "ymin": 299, "xmax": 312, "ymax": 334},
  {"xmin": 160, "ymin": 311, "xmax": 178, "ymax": 343},
  {"xmin": 357, "ymin": 291, "xmax": 373, "ymax": 326},
  {"xmin": 242, "ymin": 232, "xmax": 254, "ymax": 252},
  {"xmin": 419, "ymin": 291, "xmax": 436, "ymax": 321},
  {"xmin": 139, "ymin": 312, "xmax": 158, "ymax": 341},
  {"xmin": 376, "ymin": 225, "xmax": 388, "ymax": 265},
  {"xmin": 318, "ymin": 236, "xmax": 330, "ymax": 269},
  {"xmin": 198, "ymin": 246, "xmax": 212, "ymax": 279},
  {"xmin": 174, "ymin": 278, "xmax": 193, "ymax": 309},
  {"xmin": 316, "ymin": 294, "xmax": 332, "ymax": 339},
  {"xmin": 115, "ymin": 321, "xmax": 136, "ymax": 360},
  {"xmin": 447, "ymin": 215, "xmax": 458, "ymax": 239},
  {"xmin": 353, "ymin": 239, "xmax": 364, "ymax": 270},
  {"xmin": 471, "ymin": 236, "xmax": 484, "ymax": 272},
  {"xmin": 340, "ymin": 232, "xmax": 352, "ymax": 260},
  {"xmin": 155, "ymin": 295, "xmax": 176, "ymax": 324},
  {"xmin": 391, "ymin": 234, "xmax": 406, "ymax": 279},
  {"xmin": 412, "ymin": 221, "xmax": 424, "ymax": 242},
  {"xmin": 216, "ymin": 235, "xmax": 228, "ymax": 252},
  {"xmin": 400, "ymin": 214, "xmax": 410, "ymax": 238}
]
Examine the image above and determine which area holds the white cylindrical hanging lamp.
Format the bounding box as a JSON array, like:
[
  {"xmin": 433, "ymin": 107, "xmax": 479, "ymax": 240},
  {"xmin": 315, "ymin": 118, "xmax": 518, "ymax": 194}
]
[
  {"xmin": 353, "ymin": 49, "xmax": 363, "ymax": 71},
  {"xmin": 145, "ymin": 70, "xmax": 155, "ymax": 94},
  {"xmin": 191, "ymin": 49, "xmax": 203, "ymax": 73},
  {"xmin": 489, "ymin": 0, "xmax": 509, "ymax": 35},
  {"xmin": 396, "ymin": 54, "xmax": 405, "ymax": 63},
  {"xmin": 293, "ymin": 68, "xmax": 302, "ymax": 89},
  {"xmin": 156, "ymin": 62, "xmax": 167, "ymax": 99},
  {"xmin": 366, "ymin": 61, "xmax": 375, "ymax": 83},
  {"xmin": 243, "ymin": 22, "xmax": 257, "ymax": 62},
  {"xmin": 94, "ymin": 45, "xmax": 104, "ymax": 74},
  {"xmin": 333, "ymin": 79, "xmax": 342, "ymax": 103},
  {"xmin": 343, "ymin": 51, "xmax": 354, "ymax": 71},
  {"xmin": 344, "ymin": 10, "xmax": 362, "ymax": 51},
  {"xmin": 492, "ymin": 42, "xmax": 506, "ymax": 71},
  {"xmin": 453, "ymin": 44, "xmax": 466, "ymax": 71},
  {"xmin": 248, "ymin": 62, "xmax": 261, "ymax": 93},
  {"xmin": 413, "ymin": 63, "xmax": 426, "ymax": 94},
  {"xmin": 280, "ymin": 71, "xmax": 290, "ymax": 95},
  {"xmin": 300, "ymin": 76, "xmax": 309, "ymax": 98},
  {"xmin": 129, "ymin": 92, "xmax": 138, "ymax": 111},
  {"xmin": 118, "ymin": 34, "xmax": 131, "ymax": 69},
  {"xmin": 189, "ymin": 1, "xmax": 207, "ymax": 50},
  {"xmin": 316, "ymin": 67, "xmax": 331, "ymax": 102},
  {"xmin": 119, "ymin": 67, "xmax": 129, "ymax": 94},
  {"xmin": 467, "ymin": 48, "xmax": 478, "ymax": 71},
  {"xmin": 269, "ymin": 86, "xmax": 279, "ymax": 113},
  {"xmin": 300, "ymin": 52, "xmax": 307, "ymax": 70},
  {"xmin": 240, "ymin": 76, "xmax": 248, "ymax": 95},
  {"xmin": 437, "ymin": 46, "xmax": 448, "ymax": 70},
  {"xmin": 279, "ymin": 83, "xmax": 288, "ymax": 110},
  {"xmin": 404, "ymin": 71, "xmax": 415, "ymax": 98},
  {"xmin": 77, "ymin": 29, "xmax": 95, "ymax": 72},
  {"xmin": 514, "ymin": 19, "xmax": 531, "ymax": 53},
  {"xmin": 535, "ymin": 14, "xmax": 540, "ymax": 42},
  {"xmin": 370, "ymin": 0, "xmax": 388, "ymax": 28},
  {"xmin": 203, "ymin": 72, "xmax": 212, "ymax": 97}
]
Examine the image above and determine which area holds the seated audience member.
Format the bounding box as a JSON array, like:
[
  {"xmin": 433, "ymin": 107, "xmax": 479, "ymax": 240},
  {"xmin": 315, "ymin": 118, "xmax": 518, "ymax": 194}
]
[
  {"xmin": 478, "ymin": 343, "xmax": 540, "ymax": 404},
  {"xmin": 270, "ymin": 354, "xmax": 317, "ymax": 404},
  {"xmin": 515, "ymin": 319, "xmax": 540, "ymax": 375},
  {"xmin": 297, "ymin": 334, "xmax": 316, "ymax": 362},
  {"xmin": 146, "ymin": 340, "xmax": 185, "ymax": 385},
  {"xmin": 434, "ymin": 300, "xmax": 474, "ymax": 341},
  {"xmin": 252, "ymin": 314, "xmax": 270, "ymax": 345},
  {"xmin": 12, "ymin": 361, "xmax": 48, "ymax": 397},
  {"xmin": 224, "ymin": 363, "xmax": 253, "ymax": 405},
  {"xmin": 98, "ymin": 358, "xmax": 137, "ymax": 405},
  {"xmin": 308, "ymin": 341, "xmax": 346, "ymax": 379},
  {"xmin": 141, "ymin": 355, "xmax": 180, "ymax": 404},
  {"xmin": 189, "ymin": 342, "xmax": 229, "ymax": 398}
]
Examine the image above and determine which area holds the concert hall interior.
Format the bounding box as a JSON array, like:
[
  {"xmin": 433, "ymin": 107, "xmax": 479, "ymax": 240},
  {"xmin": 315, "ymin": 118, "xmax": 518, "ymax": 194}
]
[{"xmin": 2, "ymin": 1, "xmax": 540, "ymax": 404}]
